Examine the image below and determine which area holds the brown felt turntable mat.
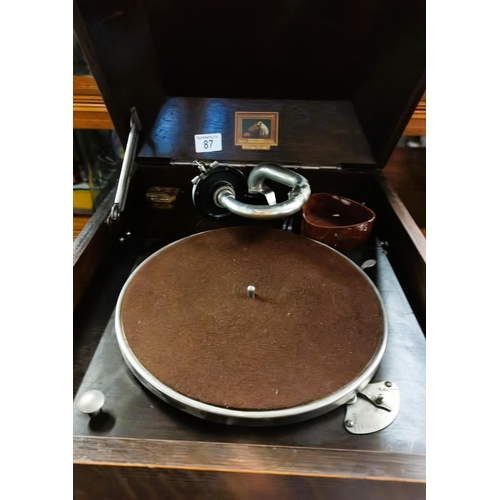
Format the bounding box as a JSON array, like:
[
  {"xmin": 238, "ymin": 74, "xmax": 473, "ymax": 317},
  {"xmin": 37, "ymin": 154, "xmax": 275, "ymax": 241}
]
[{"xmin": 120, "ymin": 226, "xmax": 384, "ymax": 411}]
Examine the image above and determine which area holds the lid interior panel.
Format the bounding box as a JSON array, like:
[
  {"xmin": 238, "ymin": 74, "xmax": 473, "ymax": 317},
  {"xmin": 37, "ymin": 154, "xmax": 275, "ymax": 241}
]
[{"xmin": 74, "ymin": 0, "xmax": 425, "ymax": 167}]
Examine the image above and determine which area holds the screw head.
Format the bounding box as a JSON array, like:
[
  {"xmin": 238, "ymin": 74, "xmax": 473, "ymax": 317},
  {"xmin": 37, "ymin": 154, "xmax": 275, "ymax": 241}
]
[
  {"xmin": 385, "ymin": 381, "xmax": 392, "ymax": 387},
  {"xmin": 345, "ymin": 420, "xmax": 355, "ymax": 428}
]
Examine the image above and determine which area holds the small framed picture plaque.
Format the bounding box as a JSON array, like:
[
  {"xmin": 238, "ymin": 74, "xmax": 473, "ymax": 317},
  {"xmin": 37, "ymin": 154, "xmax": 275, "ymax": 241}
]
[{"xmin": 235, "ymin": 112, "xmax": 279, "ymax": 150}]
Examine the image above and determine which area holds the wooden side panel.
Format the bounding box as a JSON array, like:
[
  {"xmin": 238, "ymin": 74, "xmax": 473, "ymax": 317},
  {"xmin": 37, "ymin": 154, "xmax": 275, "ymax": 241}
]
[
  {"xmin": 73, "ymin": 189, "xmax": 116, "ymax": 309},
  {"xmin": 74, "ymin": 465, "xmax": 425, "ymax": 500},
  {"xmin": 373, "ymin": 171, "xmax": 426, "ymax": 331},
  {"xmin": 74, "ymin": 437, "xmax": 425, "ymax": 482},
  {"xmin": 383, "ymin": 147, "xmax": 426, "ymax": 231}
]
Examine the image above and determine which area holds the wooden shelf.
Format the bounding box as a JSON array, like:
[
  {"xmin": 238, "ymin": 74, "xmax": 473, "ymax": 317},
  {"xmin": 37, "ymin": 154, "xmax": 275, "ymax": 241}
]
[
  {"xmin": 73, "ymin": 76, "xmax": 114, "ymax": 130},
  {"xmin": 73, "ymin": 215, "xmax": 91, "ymax": 241},
  {"xmin": 403, "ymin": 92, "xmax": 426, "ymax": 136}
]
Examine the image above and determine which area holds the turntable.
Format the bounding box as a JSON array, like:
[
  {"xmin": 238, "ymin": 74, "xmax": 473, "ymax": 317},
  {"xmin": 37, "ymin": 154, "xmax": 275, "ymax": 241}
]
[{"xmin": 73, "ymin": 1, "xmax": 425, "ymax": 498}]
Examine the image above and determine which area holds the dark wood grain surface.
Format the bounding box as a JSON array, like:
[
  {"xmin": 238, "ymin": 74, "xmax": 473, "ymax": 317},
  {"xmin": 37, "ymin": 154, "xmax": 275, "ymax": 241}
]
[
  {"xmin": 384, "ymin": 147, "xmax": 426, "ymax": 231},
  {"xmin": 373, "ymin": 172, "xmax": 426, "ymax": 332},
  {"xmin": 137, "ymin": 98, "xmax": 375, "ymax": 166},
  {"xmin": 73, "ymin": 188, "xmax": 117, "ymax": 309},
  {"xmin": 74, "ymin": 0, "xmax": 425, "ymax": 168},
  {"xmin": 73, "ymin": 75, "xmax": 426, "ymax": 136},
  {"xmin": 74, "ymin": 436, "xmax": 424, "ymax": 481},
  {"xmin": 352, "ymin": 1, "xmax": 425, "ymax": 166},
  {"xmin": 74, "ymin": 465, "xmax": 425, "ymax": 500}
]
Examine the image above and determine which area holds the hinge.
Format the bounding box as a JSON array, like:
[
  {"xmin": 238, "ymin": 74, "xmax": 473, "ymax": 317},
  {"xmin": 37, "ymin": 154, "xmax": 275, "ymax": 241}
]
[
  {"xmin": 107, "ymin": 108, "xmax": 141, "ymax": 223},
  {"xmin": 169, "ymin": 160, "xmax": 342, "ymax": 170}
]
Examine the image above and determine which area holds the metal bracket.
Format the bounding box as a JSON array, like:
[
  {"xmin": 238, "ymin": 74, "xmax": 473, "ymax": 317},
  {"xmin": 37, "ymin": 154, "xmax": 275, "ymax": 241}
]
[
  {"xmin": 107, "ymin": 108, "xmax": 141, "ymax": 223},
  {"xmin": 344, "ymin": 381, "xmax": 400, "ymax": 434}
]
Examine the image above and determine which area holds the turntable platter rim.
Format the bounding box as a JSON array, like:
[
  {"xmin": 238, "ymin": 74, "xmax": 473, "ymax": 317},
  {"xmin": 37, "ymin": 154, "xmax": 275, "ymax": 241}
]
[{"xmin": 115, "ymin": 228, "xmax": 388, "ymax": 426}]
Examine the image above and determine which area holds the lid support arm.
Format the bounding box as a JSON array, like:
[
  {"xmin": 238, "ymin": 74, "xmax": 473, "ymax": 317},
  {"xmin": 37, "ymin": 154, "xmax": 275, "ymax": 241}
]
[{"xmin": 108, "ymin": 108, "xmax": 141, "ymax": 223}]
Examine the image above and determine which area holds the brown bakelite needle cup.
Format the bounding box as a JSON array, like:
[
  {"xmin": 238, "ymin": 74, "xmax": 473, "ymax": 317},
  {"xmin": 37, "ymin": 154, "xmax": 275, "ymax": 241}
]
[{"xmin": 301, "ymin": 193, "xmax": 375, "ymax": 253}]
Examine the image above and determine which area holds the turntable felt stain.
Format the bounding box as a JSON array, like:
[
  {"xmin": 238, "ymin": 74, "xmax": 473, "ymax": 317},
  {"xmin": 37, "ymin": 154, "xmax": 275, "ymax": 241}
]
[{"xmin": 116, "ymin": 226, "xmax": 387, "ymax": 424}]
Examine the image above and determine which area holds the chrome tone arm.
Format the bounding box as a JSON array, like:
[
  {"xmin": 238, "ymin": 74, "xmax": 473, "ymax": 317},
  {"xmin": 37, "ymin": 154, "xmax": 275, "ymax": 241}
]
[{"xmin": 216, "ymin": 164, "xmax": 311, "ymax": 220}]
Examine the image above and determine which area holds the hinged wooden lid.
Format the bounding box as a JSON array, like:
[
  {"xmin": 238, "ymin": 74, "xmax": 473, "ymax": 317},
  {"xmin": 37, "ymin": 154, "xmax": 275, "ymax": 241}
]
[{"xmin": 74, "ymin": 0, "xmax": 425, "ymax": 169}]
